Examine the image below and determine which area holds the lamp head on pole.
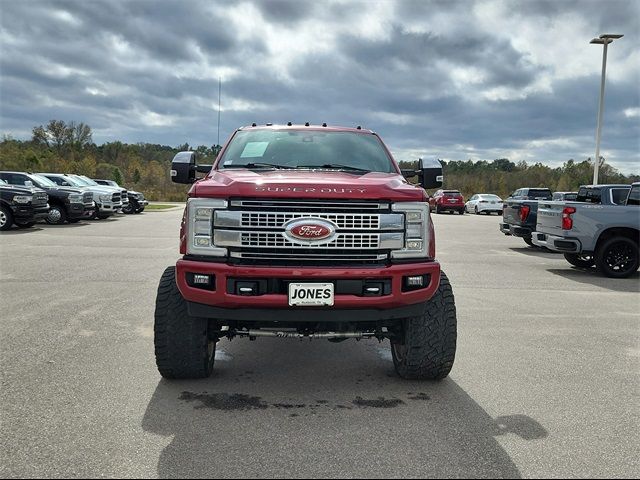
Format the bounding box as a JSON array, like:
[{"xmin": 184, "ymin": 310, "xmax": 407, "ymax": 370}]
[{"xmin": 591, "ymin": 34, "xmax": 623, "ymax": 45}]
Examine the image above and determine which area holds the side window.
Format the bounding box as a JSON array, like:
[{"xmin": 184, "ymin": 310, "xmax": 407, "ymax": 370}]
[
  {"xmin": 611, "ymin": 188, "xmax": 629, "ymax": 205},
  {"xmin": 626, "ymin": 186, "xmax": 640, "ymax": 206},
  {"xmin": 4, "ymin": 173, "xmax": 27, "ymax": 186},
  {"xmin": 49, "ymin": 176, "xmax": 63, "ymax": 185}
]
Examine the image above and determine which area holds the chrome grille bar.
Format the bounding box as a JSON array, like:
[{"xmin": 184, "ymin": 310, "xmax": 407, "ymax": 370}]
[
  {"xmin": 215, "ymin": 211, "xmax": 403, "ymax": 230},
  {"xmin": 214, "ymin": 230, "xmax": 403, "ymax": 250}
]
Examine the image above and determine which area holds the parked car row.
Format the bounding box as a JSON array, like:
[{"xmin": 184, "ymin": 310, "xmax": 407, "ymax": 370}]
[
  {"xmin": 0, "ymin": 170, "xmax": 148, "ymax": 230},
  {"xmin": 499, "ymin": 183, "xmax": 639, "ymax": 278},
  {"xmin": 429, "ymin": 190, "xmax": 505, "ymax": 215}
]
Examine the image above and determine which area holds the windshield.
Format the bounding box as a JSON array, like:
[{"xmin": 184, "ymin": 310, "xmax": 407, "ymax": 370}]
[
  {"xmin": 56, "ymin": 176, "xmax": 84, "ymax": 187},
  {"xmin": 217, "ymin": 129, "xmax": 395, "ymax": 173},
  {"xmin": 68, "ymin": 175, "xmax": 91, "ymax": 186},
  {"xmin": 77, "ymin": 175, "xmax": 100, "ymax": 186},
  {"xmin": 29, "ymin": 174, "xmax": 57, "ymax": 187}
]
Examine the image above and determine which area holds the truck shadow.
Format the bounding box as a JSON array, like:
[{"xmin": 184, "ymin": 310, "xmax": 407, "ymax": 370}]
[
  {"xmin": 547, "ymin": 268, "xmax": 640, "ymax": 293},
  {"xmin": 509, "ymin": 247, "xmax": 563, "ymax": 258},
  {"xmin": 142, "ymin": 341, "xmax": 546, "ymax": 478},
  {"xmin": 0, "ymin": 226, "xmax": 45, "ymax": 234}
]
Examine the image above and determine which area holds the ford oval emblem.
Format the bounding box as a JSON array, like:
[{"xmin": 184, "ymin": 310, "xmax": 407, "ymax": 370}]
[{"xmin": 283, "ymin": 218, "xmax": 336, "ymax": 244}]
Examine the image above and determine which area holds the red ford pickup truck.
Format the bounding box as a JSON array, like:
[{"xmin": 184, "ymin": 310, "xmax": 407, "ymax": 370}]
[{"xmin": 155, "ymin": 124, "xmax": 456, "ymax": 381}]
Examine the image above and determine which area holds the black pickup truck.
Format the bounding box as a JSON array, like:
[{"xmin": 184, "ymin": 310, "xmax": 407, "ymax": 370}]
[
  {"xmin": 0, "ymin": 179, "xmax": 50, "ymax": 231},
  {"xmin": 499, "ymin": 188, "xmax": 553, "ymax": 247},
  {"xmin": 0, "ymin": 171, "xmax": 95, "ymax": 224}
]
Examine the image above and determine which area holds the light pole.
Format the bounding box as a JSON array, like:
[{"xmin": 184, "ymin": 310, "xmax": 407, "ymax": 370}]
[{"xmin": 589, "ymin": 33, "xmax": 623, "ymax": 185}]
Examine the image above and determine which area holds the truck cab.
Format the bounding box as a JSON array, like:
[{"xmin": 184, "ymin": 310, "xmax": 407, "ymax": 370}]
[{"xmin": 154, "ymin": 124, "xmax": 457, "ymax": 381}]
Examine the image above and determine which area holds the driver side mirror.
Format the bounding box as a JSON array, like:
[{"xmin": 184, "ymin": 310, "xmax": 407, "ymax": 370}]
[
  {"xmin": 418, "ymin": 158, "xmax": 443, "ymax": 189},
  {"xmin": 170, "ymin": 151, "xmax": 213, "ymax": 184},
  {"xmin": 402, "ymin": 158, "xmax": 443, "ymax": 190}
]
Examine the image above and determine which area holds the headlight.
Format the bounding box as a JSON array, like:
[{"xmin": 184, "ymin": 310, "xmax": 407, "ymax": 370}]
[
  {"xmin": 391, "ymin": 202, "xmax": 430, "ymax": 259},
  {"xmin": 13, "ymin": 195, "xmax": 32, "ymax": 204},
  {"xmin": 186, "ymin": 198, "xmax": 228, "ymax": 256},
  {"xmin": 99, "ymin": 194, "xmax": 111, "ymax": 201},
  {"xmin": 68, "ymin": 194, "xmax": 83, "ymax": 203},
  {"xmin": 136, "ymin": 193, "xmax": 144, "ymax": 200}
]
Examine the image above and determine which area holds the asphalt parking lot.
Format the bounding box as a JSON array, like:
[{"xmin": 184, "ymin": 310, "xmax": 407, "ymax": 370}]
[{"xmin": 1, "ymin": 208, "xmax": 638, "ymax": 478}]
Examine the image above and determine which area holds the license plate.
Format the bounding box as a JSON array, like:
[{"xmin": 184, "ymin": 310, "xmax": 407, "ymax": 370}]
[{"xmin": 288, "ymin": 283, "xmax": 334, "ymax": 306}]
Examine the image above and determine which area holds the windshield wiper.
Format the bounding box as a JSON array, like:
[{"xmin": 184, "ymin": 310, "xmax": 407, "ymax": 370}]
[
  {"xmin": 223, "ymin": 162, "xmax": 295, "ymax": 170},
  {"xmin": 301, "ymin": 164, "xmax": 371, "ymax": 173}
]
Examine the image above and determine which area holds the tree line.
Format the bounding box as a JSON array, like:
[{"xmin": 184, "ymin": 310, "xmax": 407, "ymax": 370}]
[
  {"xmin": 1, "ymin": 120, "xmax": 637, "ymax": 201},
  {"xmin": 399, "ymin": 157, "xmax": 638, "ymax": 197}
]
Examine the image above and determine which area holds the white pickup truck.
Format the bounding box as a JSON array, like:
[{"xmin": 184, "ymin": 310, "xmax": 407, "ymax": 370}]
[{"xmin": 533, "ymin": 183, "xmax": 639, "ymax": 278}]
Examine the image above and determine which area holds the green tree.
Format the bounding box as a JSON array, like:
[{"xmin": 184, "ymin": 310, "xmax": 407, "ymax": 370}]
[{"xmin": 112, "ymin": 166, "xmax": 124, "ymax": 185}]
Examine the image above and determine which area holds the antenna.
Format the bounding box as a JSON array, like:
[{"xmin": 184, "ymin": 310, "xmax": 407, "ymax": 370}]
[{"xmin": 217, "ymin": 77, "xmax": 221, "ymax": 147}]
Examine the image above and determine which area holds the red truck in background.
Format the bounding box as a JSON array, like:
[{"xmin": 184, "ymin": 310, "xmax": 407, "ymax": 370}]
[
  {"xmin": 429, "ymin": 189, "xmax": 465, "ymax": 215},
  {"xmin": 156, "ymin": 124, "xmax": 456, "ymax": 381}
]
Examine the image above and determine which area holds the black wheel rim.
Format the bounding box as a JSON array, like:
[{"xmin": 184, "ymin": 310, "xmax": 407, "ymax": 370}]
[{"xmin": 604, "ymin": 242, "xmax": 636, "ymax": 274}]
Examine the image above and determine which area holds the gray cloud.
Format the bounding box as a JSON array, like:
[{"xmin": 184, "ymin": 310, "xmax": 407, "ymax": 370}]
[{"xmin": 0, "ymin": 0, "xmax": 638, "ymax": 172}]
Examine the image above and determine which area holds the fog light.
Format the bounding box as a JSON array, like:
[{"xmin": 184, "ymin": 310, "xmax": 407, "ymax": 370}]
[
  {"xmin": 195, "ymin": 208, "xmax": 212, "ymax": 218},
  {"xmin": 193, "ymin": 274, "xmax": 211, "ymax": 285},
  {"xmin": 407, "ymin": 240, "xmax": 422, "ymax": 250},
  {"xmin": 195, "ymin": 236, "xmax": 211, "ymax": 246},
  {"xmin": 406, "ymin": 276, "xmax": 424, "ymax": 287}
]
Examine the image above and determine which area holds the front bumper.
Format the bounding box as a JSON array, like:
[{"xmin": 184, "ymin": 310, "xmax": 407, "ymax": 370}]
[
  {"xmin": 176, "ymin": 260, "xmax": 441, "ymax": 319},
  {"xmin": 500, "ymin": 222, "xmax": 532, "ymax": 237},
  {"xmin": 532, "ymin": 232, "xmax": 581, "ymax": 252},
  {"xmin": 12, "ymin": 204, "xmax": 49, "ymax": 222},
  {"xmin": 96, "ymin": 201, "xmax": 122, "ymax": 214}
]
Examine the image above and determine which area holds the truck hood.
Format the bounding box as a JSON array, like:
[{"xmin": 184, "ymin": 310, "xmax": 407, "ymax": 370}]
[
  {"xmin": 0, "ymin": 184, "xmax": 45, "ymax": 195},
  {"xmin": 193, "ymin": 170, "xmax": 426, "ymax": 202}
]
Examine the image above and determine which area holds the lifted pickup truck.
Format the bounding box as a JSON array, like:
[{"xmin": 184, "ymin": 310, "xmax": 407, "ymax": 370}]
[
  {"xmin": 155, "ymin": 124, "xmax": 456, "ymax": 381},
  {"xmin": 533, "ymin": 183, "xmax": 639, "ymax": 278},
  {"xmin": 0, "ymin": 179, "xmax": 49, "ymax": 231},
  {"xmin": 500, "ymin": 188, "xmax": 553, "ymax": 246}
]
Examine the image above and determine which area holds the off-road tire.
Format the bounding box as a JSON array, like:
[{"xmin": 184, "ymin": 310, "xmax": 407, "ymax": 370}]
[
  {"xmin": 595, "ymin": 236, "xmax": 639, "ymax": 278},
  {"xmin": 564, "ymin": 253, "xmax": 595, "ymax": 268},
  {"xmin": 0, "ymin": 206, "xmax": 14, "ymax": 231},
  {"xmin": 523, "ymin": 236, "xmax": 535, "ymax": 247},
  {"xmin": 154, "ymin": 266, "xmax": 215, "ymax": 379},
  {"xmin": 136, "ymin": 207, "xmax": 145, "ymax": 213},
  {"xmin": 391, "ymin": 272, "xmax": 457, "ymax": 380}
]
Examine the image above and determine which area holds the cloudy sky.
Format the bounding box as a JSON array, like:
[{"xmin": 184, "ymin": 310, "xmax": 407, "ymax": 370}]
[{"xmin": 1, "ymin": 0, "xmax": 638, "ymax": 172}]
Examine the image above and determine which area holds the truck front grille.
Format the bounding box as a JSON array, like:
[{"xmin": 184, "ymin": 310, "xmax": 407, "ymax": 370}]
[
  {"xmin": 32, "ymin": 192, "xmax": 48, "ymax": 205},
  {"xmin": 111, "ymin": 193, "xmax": 121, "ymax": 203},
  {"xmin": 214, "ymin": 199, "xmax": 405, "ymax": 265},
  {"xmin": 83, "ymin": 192, "xmax": 93, "ymax": 206},
  {"xmin": 239, "ymin": 212, "xmax": 380, "ymax": 230}
]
